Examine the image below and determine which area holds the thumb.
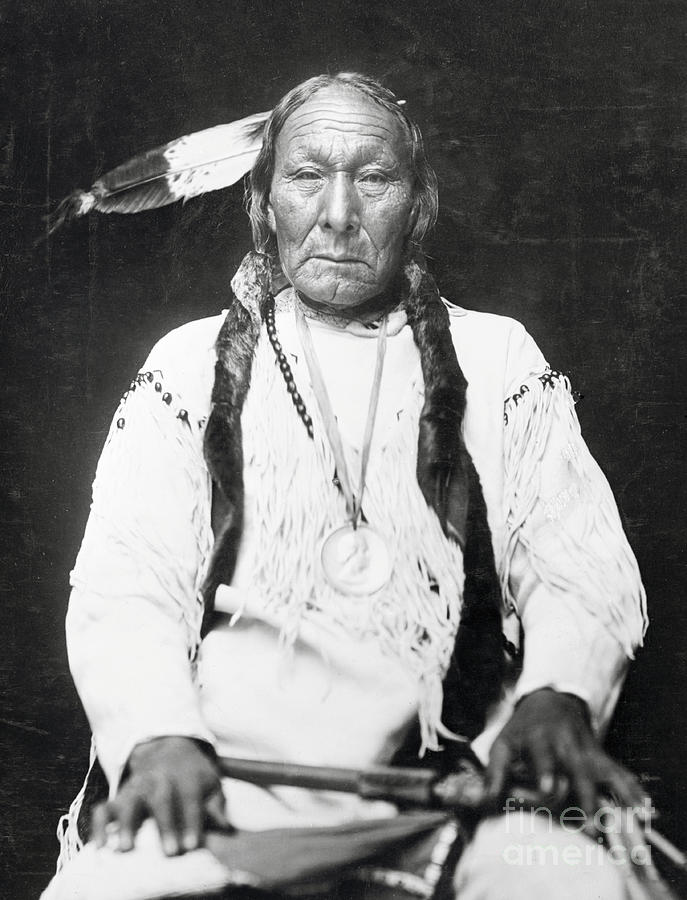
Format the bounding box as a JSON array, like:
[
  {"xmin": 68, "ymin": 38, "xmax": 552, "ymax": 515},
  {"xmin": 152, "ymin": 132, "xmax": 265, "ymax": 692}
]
[
  {"xmin": 205, "ymin": 789, "xmax": 231, "ymax": 831},
  {"xmin": 484, "ymin": 740, "xmax": 512, "ymax": 803}
]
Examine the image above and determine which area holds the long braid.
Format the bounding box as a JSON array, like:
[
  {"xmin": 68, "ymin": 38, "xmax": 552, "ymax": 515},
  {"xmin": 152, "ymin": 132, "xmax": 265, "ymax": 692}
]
[
  {"xmin": 404, "ymin": 257, "xmax": 504, "ymax": 743},
  {"xmin": 201, "ymin": 253, "xmax": 272, "ymax": 631}
]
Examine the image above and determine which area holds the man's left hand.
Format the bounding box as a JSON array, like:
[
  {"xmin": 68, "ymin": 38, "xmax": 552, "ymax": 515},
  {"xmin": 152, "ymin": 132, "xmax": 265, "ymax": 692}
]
[{"xmin": 484, "ymin": 688, "xmax": 648, "ymax": 829}]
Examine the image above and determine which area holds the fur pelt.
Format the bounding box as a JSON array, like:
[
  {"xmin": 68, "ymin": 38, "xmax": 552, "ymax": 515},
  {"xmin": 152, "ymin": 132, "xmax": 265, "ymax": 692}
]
[
  {"xmin": 404, "ymin": 258, "xmax": 503, "ymax": 743},
  {"xmin": 202, "ymin": 253, "xmax": 272, "ymax": 626}
]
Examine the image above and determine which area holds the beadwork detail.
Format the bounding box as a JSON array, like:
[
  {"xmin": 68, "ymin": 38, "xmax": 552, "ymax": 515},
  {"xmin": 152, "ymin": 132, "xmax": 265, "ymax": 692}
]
[
  {"xmin": 117, "ymin": 370, "xmax": 189, "ymax": 426},
  {"xmin": 132, "ymin": 370, "xmax": 162, "ymax": 387},
  {"xmin": 503, "ymin": 369, "xmax": 568, "ymax": 425},
  {"xmin": 265, "ymin": 299, "xmax": 314, "ymax": 439},
  {"xmin": 119, "ymin": 371, "xmax": 164, "ymax": 404}
]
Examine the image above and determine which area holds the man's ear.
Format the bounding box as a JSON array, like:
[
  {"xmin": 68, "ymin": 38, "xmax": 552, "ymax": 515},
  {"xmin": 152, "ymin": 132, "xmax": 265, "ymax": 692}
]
[
  {"xmin": 266, "ymin": 199, "xmax": 277, "ymax": 233},
  {"xmin": 405, "ymin": 195, "xmax": 420, "ymax": 238}
]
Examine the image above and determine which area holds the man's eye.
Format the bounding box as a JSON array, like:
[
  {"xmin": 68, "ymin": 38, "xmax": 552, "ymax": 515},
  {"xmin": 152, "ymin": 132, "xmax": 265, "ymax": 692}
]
[
  {"xmin": 293, "ymin": 170, "xmax": 322, "ymax": 181},
  {"xmin": 360, "ymin": 172, "xmax": 388, "ymax": 186}
]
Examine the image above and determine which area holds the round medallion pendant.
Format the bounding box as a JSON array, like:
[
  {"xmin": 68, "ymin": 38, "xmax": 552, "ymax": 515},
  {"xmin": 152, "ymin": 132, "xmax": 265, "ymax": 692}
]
[{"xmin": 320, "ymin": 523, "xmax": 392, "ymax": 596}]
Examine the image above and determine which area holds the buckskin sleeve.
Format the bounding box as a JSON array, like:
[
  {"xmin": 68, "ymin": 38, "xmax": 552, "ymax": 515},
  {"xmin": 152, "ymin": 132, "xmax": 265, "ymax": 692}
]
[
  {"xmin": 500, "ymin": 325, "xmax": 647, "ymax": 734},
  {"xmin": 66, "ymin": 327, "xmax": 217, "ymax": 792}
]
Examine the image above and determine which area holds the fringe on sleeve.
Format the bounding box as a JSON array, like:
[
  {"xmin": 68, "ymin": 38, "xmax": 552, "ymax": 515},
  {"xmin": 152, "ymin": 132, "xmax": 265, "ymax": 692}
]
[
  {"xmin": 500, "ymin": 369, "xmax": 648, "ymax": 657},
  {"xmin": 55, "ymin": 740, "xmax": 97, "ymax": 872},
  {"xmin": 70, "ymin": 366, "xmax": 213, "ymax": 653}
]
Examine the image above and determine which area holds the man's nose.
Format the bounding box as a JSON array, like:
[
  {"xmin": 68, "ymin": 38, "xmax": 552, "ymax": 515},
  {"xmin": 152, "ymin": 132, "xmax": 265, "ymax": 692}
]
[{"xmin": 318, "ymin": 175, "xmax": 360, "ymax": 234}]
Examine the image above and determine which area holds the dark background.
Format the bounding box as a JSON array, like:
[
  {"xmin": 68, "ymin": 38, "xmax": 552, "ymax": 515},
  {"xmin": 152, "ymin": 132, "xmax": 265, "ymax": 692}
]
[{"xmin": 1, "ymin": 1, "xmax": 685, "ymax": 896}]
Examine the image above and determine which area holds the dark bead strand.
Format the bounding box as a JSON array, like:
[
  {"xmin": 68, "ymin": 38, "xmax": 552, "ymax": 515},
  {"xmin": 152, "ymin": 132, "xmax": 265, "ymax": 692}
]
[{"xmin": 265, "ymin": 300, "xmax": 314, "ymax": 440}]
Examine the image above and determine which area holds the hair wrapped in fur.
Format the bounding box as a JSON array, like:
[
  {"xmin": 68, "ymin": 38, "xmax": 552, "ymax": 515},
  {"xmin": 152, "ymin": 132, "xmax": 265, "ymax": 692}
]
[
  {"xmin": 202, "ymin": 252, "xmax": 272, "ymax": 627},
  {"xmin": 403, "ymin": 256, "xmax": 504, "ymax": 745},
  {"xmin": 203, "ymin": 252, "xmax": 504, "ymax": 742}
]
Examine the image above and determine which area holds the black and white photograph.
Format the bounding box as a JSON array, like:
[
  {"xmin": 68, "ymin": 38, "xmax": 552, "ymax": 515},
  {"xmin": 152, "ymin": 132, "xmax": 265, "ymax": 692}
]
[{"xmin": 1, "ymin": 2, "xmax": 685, "ymax": 898}]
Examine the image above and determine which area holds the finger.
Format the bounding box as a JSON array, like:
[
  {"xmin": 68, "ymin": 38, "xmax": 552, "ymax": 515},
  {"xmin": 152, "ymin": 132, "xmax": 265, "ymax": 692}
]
[
  {"xmin": 115, "ymin": 789, "xmax": 148, "ymax": 852},
  {"xmin": 178, "ymin": 790, "xmax": 203, "ymax": 851},
  {"xmin": 552, "ymin": 775, "xmax": 570, "ymax": 808},
  {"xmin": 617, "ymin": 806, "xmax": 651, "ymax": 869},
  {"xmin": 528, "ymin": 740, "xmax": 556, "ymax": 798},
  {"xmin": 485, "ymin": 740, "xmax": 512, "ymax": 804},
  {"xmin": 148, "ymin": 781, "xmax": 180, "ymax": 856},
  {"xmin": 603, "ymin": 761, "xmax": 651, "ymax": 818},
  {"xmin": 205, "ymin": 790, "xmax": 231, "ymax": 831},
  {"xmin": 92, "ymin": 801, "xmax": 114, "ymax": 849},
  {"xmin": 564, "ymin": 749, "xmax": 599, "ymax": 833}
]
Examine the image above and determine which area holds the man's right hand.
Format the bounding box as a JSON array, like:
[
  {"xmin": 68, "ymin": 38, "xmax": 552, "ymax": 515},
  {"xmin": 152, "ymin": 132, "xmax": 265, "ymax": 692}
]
[{"xmin": 92, "ymin": 736, "xmax": 230, "ymax": 856}]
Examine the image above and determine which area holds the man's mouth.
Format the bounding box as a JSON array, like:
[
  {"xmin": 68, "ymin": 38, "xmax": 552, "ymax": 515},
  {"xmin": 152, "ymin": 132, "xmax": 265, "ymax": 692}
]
[{"xmin": 312, "ymin": 254, "xmax": 366, "ymax": 265}]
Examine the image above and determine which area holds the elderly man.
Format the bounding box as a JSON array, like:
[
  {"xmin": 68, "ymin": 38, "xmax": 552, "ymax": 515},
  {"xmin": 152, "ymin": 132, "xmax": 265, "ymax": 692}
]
[{"xmin": 43, "ymin": 73, "xmax": 647, "ymax": 900}]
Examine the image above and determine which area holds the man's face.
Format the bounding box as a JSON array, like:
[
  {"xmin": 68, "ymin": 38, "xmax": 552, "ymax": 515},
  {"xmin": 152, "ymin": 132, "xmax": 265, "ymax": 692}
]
[{"xmin": 267, "ymin": 86, "xmax": 415, "ymax": 309}]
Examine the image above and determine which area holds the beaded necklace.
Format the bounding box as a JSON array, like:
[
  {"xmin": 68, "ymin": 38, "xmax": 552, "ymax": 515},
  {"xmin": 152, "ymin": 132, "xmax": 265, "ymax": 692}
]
[{"xmin": 264, "ymin": 297, "xmax": 314, "ymax": 439}]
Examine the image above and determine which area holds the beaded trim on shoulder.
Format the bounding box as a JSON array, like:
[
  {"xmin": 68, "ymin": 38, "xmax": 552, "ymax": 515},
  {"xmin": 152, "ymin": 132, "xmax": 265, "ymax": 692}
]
[
  {"xmin": 504, "ymin": 368, "xmax": 582, "ymax": 425},
  {"xmin": 113, "ymin": 369, "xmax": 207, "ymax": 433}
]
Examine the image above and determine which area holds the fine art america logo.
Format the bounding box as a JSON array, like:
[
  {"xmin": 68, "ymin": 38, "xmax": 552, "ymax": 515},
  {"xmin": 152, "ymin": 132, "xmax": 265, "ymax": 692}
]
[{"xmin": 501, "ymin": 797, "xmax": 656, "ymax": 868}]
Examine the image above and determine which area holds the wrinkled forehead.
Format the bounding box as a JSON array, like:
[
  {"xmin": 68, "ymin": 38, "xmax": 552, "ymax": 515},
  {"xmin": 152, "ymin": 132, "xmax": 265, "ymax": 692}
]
[{"xmin": 274, "ymin": 85, "xmax": 412, "ymax": 167}]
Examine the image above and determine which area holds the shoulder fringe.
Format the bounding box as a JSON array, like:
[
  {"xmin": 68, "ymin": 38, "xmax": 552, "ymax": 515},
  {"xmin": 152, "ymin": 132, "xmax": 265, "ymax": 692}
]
[
  {"xmin": 500, "ymin": 370, "xmax": 648, "ymax": 656},
  {"xmin": 55, "ymin": 740, "xmax": 97, "ymax": 871}
]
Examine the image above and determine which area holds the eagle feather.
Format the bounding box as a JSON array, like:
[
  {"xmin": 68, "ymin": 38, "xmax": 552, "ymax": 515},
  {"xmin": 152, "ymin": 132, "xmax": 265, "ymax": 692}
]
[{"xmin": 49, "ymin": 111, "xmax": 269, "ymax": 233}]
